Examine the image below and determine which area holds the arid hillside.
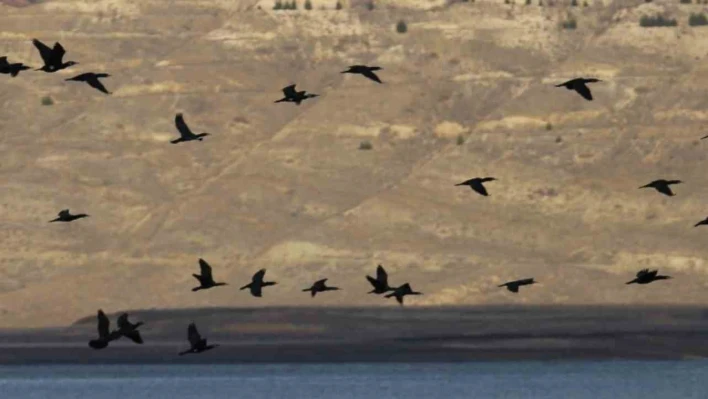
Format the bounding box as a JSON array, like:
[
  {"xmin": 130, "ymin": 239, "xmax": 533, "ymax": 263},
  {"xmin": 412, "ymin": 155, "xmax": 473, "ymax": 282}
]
[{"xmin": 1, "ymin": 0, "xmax": 708, "ymax": 328}]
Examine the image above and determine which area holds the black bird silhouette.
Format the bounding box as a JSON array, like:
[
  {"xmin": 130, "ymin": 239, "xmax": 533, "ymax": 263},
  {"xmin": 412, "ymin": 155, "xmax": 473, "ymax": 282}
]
[
  {"xmin": 302, "ymin": 278, "xmax": 340, "ymax": 297},
  {"xmin": 385, "ymin": 283, "xmax": 422, "ymax": 305},
  {"xmin": 32, "ymin": 39, "xmax": 77, "ymax": 73},
  {"xmin": 49, "ymin": 209, "xmax": 89, "ymax": 223},
  {"xmin": 701, "ymin": 134, "xmax": 708, "ymax": 140},
  {"xmin": 455, "ymin": 177, "xmax": 497, "ymax": 196},
  {"xmin": 626, "ymin": 269, "xmax": 671, "ymax": 285},
  {"xmin": 498, "ymin": 278, "xmax": 536, "ymax": 293},
  {"xmin": 555, "ymin": 77, "xmax": 601, "ymax": 101},
  {"xmin": 274, "ymin": 84, "xmax": 319, "ymax": 105},
  {"xmin": 178, "ymin": 323, "xmax": 219, "ymax": 356},
  {"xmin": 639, "ymin": 179, "xmax": 682, "ymax": 197},
  {"xmin": 115, "ymin": 313, "xmax": 144, "ymax": 344},
  {"xmin": 240, "ymin": 269, "xmax": 277, "ymax": 297},
  {"xmin": 0, "ymin": 56, "xmax": 30, "ymax": 77},
  {"xmin": 191, "ymin": 258, "xmax": 228, "ymax": 292},
  {"xmin": 66, "ymin": 73, "xmax": 111, "ymax": 94},
  {"xmin": 694, "ymin": 217, "xmax": 708, "ymax": 227},
  {"xmin": 88, "ymin": 310, "xmax": 121, "ymax": 350},
  {"xmin": 341, "ymin": 65, "xmax": 383, "ymax": 84},
  {"xmin": 366, "ymin": 264, "xmax": 394, "ymax": 294},
  {"xmin": 170, "ymin": 113, "xmax": 209, "ymax": 144}
]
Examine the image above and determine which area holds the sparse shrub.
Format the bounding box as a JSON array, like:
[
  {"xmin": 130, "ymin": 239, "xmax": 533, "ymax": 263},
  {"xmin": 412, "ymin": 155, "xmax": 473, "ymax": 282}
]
[
  {"xmin": 41, "ymin": 96, "xmax": 53, "ymax": 106},
  {"xmin": 583, "ymin": 1, "xmax": 588, "ymax": 6},
  {"xmin": 689, "ymin": 13, "xmax": 708, "ymax": 26},
  {"xmin": 504, "ymin": 0, "xmax": 510, "ymax": 3},
  {"xmin": 396, "ymin": 20, "xmax": 408, "ymax": 33},
  {"xmin": 359, "ymin": 141, "xmax": 373, "ymax": 150},
  {"xmin": 539, "ymin": 0, "xmax": 543, "ymax": 5},
  {"xmin": 561, "ymin": 18, "xmax": 577, "ymax": 29},
  {"xmin": 680, "ymin": 0, "xmax": 691, "ymax": 4},
  {"xmin": 456, "ymin": 134, "xmax": 465, "ymax": 145},
  {"xmin": 571, "ymin": 0, "xmax": 578, "ymax": 6},
  {"xmin": 273, "ymin": 0, "xmax": 283, "ymax": 10},
  {"xmin": 639, "ymin": 14, "xmax": 678, "ymax": 27},
  {"xmin": 366, "ymin": 0, "xmax": 375, "ymax": 10},
  {"xmin": 290, "ymin": 0, "xmax": 297, "ymax": 9},
  {"xmin": 545, "ymin": 122, "xmax": 553, "ymax": 131},
  {"xmin": 335, "ymin": 0, "xmax": 343, "ymax": 9},
  {"xmin": 305, "ymin": 0, "xmax": 312, "ymax": 10},
  {"xmin": 526, "ymin": 0, "xmax": 531, "ymax": 5}
]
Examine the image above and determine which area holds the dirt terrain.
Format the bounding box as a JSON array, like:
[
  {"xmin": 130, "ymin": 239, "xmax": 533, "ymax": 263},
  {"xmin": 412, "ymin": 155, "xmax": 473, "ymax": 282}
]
[{"xmin": 1, "ymin": 0, "xmax": 708, "ymax": 328}]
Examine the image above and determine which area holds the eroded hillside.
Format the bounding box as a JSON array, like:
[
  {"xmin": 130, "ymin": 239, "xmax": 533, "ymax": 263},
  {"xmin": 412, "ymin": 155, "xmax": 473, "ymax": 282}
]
[{"xmin": 1, "ymin": 0, "xmax": 708, "ymax": 327}]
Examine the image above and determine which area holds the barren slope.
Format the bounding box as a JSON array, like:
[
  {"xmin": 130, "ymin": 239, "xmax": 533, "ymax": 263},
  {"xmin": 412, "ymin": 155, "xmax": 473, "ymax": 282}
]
[{"xmin": 1, "ymin": 0, "xmax": 708, "ymax": 327}]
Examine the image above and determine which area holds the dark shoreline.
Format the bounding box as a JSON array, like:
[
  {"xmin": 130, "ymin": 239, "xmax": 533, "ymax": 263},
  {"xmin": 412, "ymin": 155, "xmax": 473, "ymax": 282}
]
[{"xmin": 2, "ymin": 305, "xmax": 708, "ymax": 364}]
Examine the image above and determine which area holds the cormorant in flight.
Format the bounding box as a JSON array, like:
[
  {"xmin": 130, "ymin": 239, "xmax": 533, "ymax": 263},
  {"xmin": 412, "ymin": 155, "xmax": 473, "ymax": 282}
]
[
  {"xmin": 88, "ymin": 310, "xmax": 120, "ymax": 350},
  {"xmin": 171, "ymin": 113, "xmax": 210, "ymax": 144},
  {"xmin": 115, "ymin": 313, "xmax": 144, "ymax": 344},
  {"xmin": 626, "ymin": 269, "xmax": 671, "ymax": 285},
  {"xmin": 498, "ymin": 278, "xmax": 536, "ymax": 293},
  {"xmin": 366, "ymin": 264, "xmax": 394, "ymax": 294},
  {"xmin": 32, "ymin": 39, "xmax": 77, "ymax": 73},
  {"xmin": 639, "ymin": 179, "xmax": 682, "ymax": 197},
  {"xmin": 0, "ymin": 57, "xmax": 30, "ymax": 77},
  {"xmin": 385, "ymin": 283, "xmax": 422, "ymax": 305},
  {"xmin": 341, "ymin": 65, "xmax": 383, "ymax": 84},
  {"xmin": 555, "ymin": 77, "xmax": 601, "ymax": 101},
  {"xmin": 191, "ymin": 258, "xmax": 228, "ymax": 292},
  {"xmin": 49, "ymin": 209, "xmax": 89, "ymax": 223},
  {"xmin": 455, "ymin": 177, "xmax": 497, "ymax": 196},
  {"xmin": 302, "ymin": 278, "xmax": 340, "ymax": 297},
  {"xmin": 240, "ymin": 269, "xmax": 276, "ymax": 297},
  {"xmin": 274, "ymin": 84, "xmax": 319, "ymax": 105},
  {"xmin": 178, "ymin": 323, "xmax": 219, "ymax": 356},
  {"xmin": 66, "ymin": 73, "xmax": 111, "ymax": 94}
]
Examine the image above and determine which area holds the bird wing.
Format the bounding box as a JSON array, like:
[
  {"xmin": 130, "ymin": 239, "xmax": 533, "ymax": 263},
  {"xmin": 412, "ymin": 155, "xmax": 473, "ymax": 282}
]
[
  {"xmin": 252, "ymin": 269, "xmax": 266, "ymax": 284},
  {"xmin": 52, "ymin": 42, "xmax": 66, "ymax": 64},
  {"xmin": 187, "ymin": 323, "xmax": 202, "ymax": 346},
  {"xmin": 250, "ymin": 284, "xmax": 263, "ymax": 297},
  {"xmin": 32, "ymin": 39, "xmax": 53, "ymax": 64},
  {"xmin": 366, "ymin": 275, "xmax": 380, "ymax": 288},
  {"xmin": 58, "ymin": 209, "xmax": 70, "ymax": 217},
  {"xmin": 315, "ymin": 278, "xmax": 327, "ymax": 286},
  {"xmin": 198, "ymin": 259, "xmax": 214, "ymax": 281},
  {"xmin": 376, "ymin": 265, "xmax": 388, "ymax": 285},
  {"xmin": 123, "ymin": 330, "xmax": 143, "ymax": 344},
  {"xmin": 361, "ymin": 70, "xmax": 382, "ymax": 83},
  {"xmin": 282, "ymin": 84, "xmax": 297, "ymax": 98},
  {"xmin": 175, "ymin": 113, "xmax": 194, "ymax": 138},
  {"xmin": 507, "ymin": 285, "xmax": 519, "ymax": 293},
  {"xmin": 0, "ymin": 57, "xmax": 8, "ymax": 66},
  {"xmin": 517, "ymin": 278, "xmax": 535, "ymax": 286},
  {"xmin": 97, "ymin": 310, "xmax": 110, "ymax": 339},
  {"xmin": 637, "ymin": 269, "xmax": 649, "ymax": 277},
  {"xmin": 574, "ymin": 83, "xmax": 593, "ymax": 101},
  {"xmin": 647, "ymin": 270, "xmax": 658, "ymax": 278},
  {"xmin": 117, "ymin": 313, "xmax": 129, "ymax": 330},
  {"xmin": 86, "ymin": 76, "xmax": 110, "ymax": 94},
  {"xmin": 470, "ymin": 181, "xmax": 489, "ymax": 196},
  {"xmin": 394, "ymin": 294, "xmax": 403, "ymax": 305},
  {"xmin": 655, "ymin": 184, "xmax": 674, "ymax": 196}
]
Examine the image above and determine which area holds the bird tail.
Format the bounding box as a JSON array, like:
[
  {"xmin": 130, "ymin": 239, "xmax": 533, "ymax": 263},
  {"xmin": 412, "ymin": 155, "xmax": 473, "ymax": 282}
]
[
  {"xmin": 191, "ymin": 287, "xmax": 202, "ymax": 292},
  {"xmin": 240, "ymin": 283, "xmax": 251, "ymax": 290},
  {"xmin": 178, "ymin": 350, "xmax": 192, "ymax": 356},
  {"xmin": 48, "ymin": 218, "xmax": 60, "ymax": 223},
  {"xmin": 626, "ymin": 280, "xmax": 636, "ymax": 285}
]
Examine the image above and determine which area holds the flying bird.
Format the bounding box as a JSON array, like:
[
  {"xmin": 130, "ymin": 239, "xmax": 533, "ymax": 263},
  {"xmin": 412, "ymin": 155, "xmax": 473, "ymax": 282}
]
[
  {"xmin": 240, "ymin": 269, "xmax": 277, "ymax": 298},
  {"xmin": 498, "ymin": 278, "xmax": 536, "ymax": 293},
  {"xmin": 49, "ymin": 209, "xmax": 89, "ymax": 223},
  {"xmin": 178, "ymin": 323, "xmax": 219, "ymax": 356},
  {"xmin": 366, "ymin": 264, "xmax": 394, "ymax": 294},
  {"xmin": 274, "ymin": 84, "xmax": 319, "ymax": 105},
  {"xmin": 32, "ymin": 39, "xmax": 77, "ymax": 73},
  {"xmin": 0, "ymin": 56, "xmax": 30, "ymax": 77},
  {"xmin": 626, "ymin": 269, "xmax": 671, "ymax": 285},
  {"xmin": 341, "ymin": 65, "xmax": 383, "ymax": 84},
  {"xmin": 455, "ymin": 177, "xmax": 497, "ymax": 196},
  {"xmin": 191, "ymin": 258, "xmax": 228, "ymax": 292},
  {"xmin": 694, "ymin": 217, "xmax": 708, "ymax": 227},
  {"xmin": 639, "ymin": 179, "xmax": 682, "ymax": 197},
  {"xmin": 384, "ymin": 283, "xmax": 422, "ymax": 305},
  {"xmin": 115, "ymin": 313, "xmax": 144, "ymax": 344},
  {"xmin": 66, "ymin": 73, "xmax": 111, "ymax": 94},
  {"xmin": 88, "ymin": 310, "xmax": 120, "ymax": 350},
  {"xmin": 555, "ymin": 77, "xmax": 601, "ymax": 101},
  {"xmin": 302, "ymin": 278, "xmax": 340, "ymax": 297},
  {"xmin": 170, "ymin": 113, "xmax": 210, "ymax": 144}
]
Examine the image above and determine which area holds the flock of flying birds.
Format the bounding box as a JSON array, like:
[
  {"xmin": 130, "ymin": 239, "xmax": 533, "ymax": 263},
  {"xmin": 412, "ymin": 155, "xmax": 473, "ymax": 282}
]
[{"xmin": 2, "ymin": 37, "xmax": 690, "ymax": 356}]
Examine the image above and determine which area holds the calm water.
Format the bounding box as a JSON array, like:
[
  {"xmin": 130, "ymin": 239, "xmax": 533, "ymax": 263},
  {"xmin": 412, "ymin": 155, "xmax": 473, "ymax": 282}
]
[{"xmin": 0, "ymin": 361, "xmax": 706, "ymax": 398}]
